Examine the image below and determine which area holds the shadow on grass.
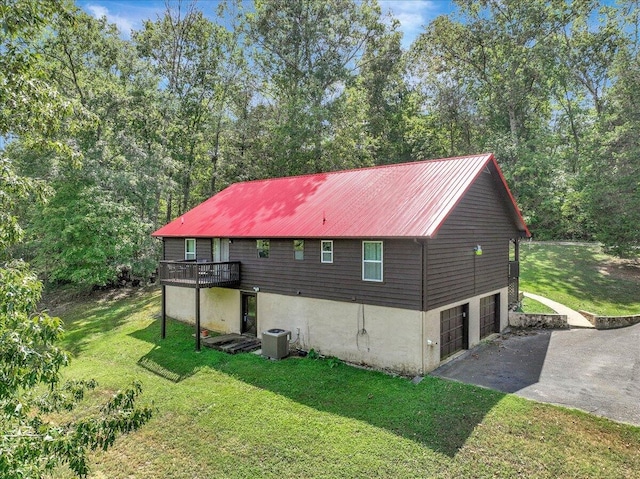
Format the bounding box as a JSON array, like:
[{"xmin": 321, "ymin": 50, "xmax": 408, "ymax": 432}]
[
  {"xmin": 134, "ymin": 320, "xmax": 202, "ymax": 383},
  {"xmin": 59, "ymin": 289, "xmax": 160, "ymax": 356},
  {"xmin": 130, "ymin": 319, "xmax": 505, "ymax": 457}
]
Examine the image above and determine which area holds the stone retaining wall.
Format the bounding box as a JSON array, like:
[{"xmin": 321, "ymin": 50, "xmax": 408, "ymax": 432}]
[
  {"xmin": 579, "ymin": 310, "xmax": 640, "ymax": 329},
  {"xmin": 508, "ymin": 312, "xmax": 569, "ymax": 329}
]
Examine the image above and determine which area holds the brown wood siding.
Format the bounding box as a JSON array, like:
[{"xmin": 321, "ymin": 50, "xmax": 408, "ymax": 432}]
[
  {"xmin": 425, "ymin": 169, "xmax": 520, "ymax": 310},
  {"xmin": 163, "ymin": 238, "xmax": 212, "ymax": 261},
  {"xmin": 160, "ymin": 165, "xmax": 521, "ymax": 312},
  {"xmin": 231, "ymin": 238, "xmax": 423, "ymax": 310}
]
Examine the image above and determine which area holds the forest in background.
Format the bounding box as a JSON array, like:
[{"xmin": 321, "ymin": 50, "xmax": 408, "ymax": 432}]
[{"xmin": 3, "ymin": 0, "xmax": 640, "ymax": 290}]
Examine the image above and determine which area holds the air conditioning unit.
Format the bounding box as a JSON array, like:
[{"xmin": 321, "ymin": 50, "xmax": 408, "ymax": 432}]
[{"xmin": 262, "ymin": 328, "xmax": 291, "ymax": 359}]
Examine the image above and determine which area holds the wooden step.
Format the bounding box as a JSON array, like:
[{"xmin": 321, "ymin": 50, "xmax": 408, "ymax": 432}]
[{"xmin": 203, "ymin": 333, "xmax": 261, "ymax": 354}]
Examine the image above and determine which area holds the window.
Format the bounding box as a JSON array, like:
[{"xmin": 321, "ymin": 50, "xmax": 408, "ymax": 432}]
[
  {"xmin": 213, "ymin": 238, "xmax": 230, "ymax": 262},
  {"xmin": 257, "ymin": 239, "xmax": 270, "ymax": 258},
  {"xmin": 362, "ymin": 241, "xmax": 383, "ymax": 282},
  {"xmin": 293, "ymin": 240, "xmax": 304, "ymax": 260},
  {"xmin": 213, "ymin": 238, "xmax": 220, "ymax": 262},
  {"xmin": 321, "ymin": 240, "xmax": 333, "ymax": 263},
  {"xmin": 185, "ymin": 238, "xmax": 196, "ymax": 260}
]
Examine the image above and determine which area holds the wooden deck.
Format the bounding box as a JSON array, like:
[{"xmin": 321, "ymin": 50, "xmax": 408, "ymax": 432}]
[
  {"xmin": 202, "ymin": 334, "xmax": 261, "ymax": 354},
  {"xmin": 159, "ymin": 260, "xmax": 240, "ymax": 288}
]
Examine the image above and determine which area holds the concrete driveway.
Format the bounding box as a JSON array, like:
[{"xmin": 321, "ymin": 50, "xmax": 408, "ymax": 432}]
[{"xmin": 431, "ymin": 323, "xmax": 640, "ymax": 426}]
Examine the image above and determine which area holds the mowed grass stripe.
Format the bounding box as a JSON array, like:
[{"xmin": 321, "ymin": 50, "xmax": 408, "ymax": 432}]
[{"xmin": 48, "ymin": 283, "xmax": 640, "ymax": 478}]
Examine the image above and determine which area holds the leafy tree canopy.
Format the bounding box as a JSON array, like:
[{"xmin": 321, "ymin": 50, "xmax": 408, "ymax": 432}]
[
  {"xmin": 5, "ymin": 0, "xmax": 640, "ymax": 295},
  {"xmin": 1, "ymin": 2, "xmax": 152, "ymax": 477}
]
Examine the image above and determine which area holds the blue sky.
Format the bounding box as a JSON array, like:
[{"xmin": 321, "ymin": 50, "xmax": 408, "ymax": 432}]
[{"xmin": 75, "ymin": 0, "xmax": 456, "ymax": 48}]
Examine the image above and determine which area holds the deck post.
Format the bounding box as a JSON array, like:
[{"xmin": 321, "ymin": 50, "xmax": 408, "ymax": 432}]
[
  {"xmin": 514, "ymin": 237, "xmax": 520, "ymax": 300},
  {"xmin": 195, "ymin": 264, "xmax": 201, "ymax": 351},
  {"xmin": 161, "ymin": 284, "xmax": 166, "ymax": 339}
]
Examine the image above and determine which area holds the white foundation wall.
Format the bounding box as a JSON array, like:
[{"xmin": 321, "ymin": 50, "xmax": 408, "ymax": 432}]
[
  {"xmin": 164, "ymin": 286, "xmax": 509, "ymax": 375},
  {"xmin": 258, "ymin": 293, "xmax": 424, "ymax": 374},
  {"xmin": 165, "ymin": 286, "xmax": 241, "ymax": 334},
  {"xmin": 422, "ymin": 286, "xmax": 510, "ymax": 372}
]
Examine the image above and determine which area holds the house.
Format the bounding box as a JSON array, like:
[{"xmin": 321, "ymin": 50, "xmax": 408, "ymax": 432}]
[{"xmin": 152, "ymin": 153, "xmax": 530, "ymax": 374}]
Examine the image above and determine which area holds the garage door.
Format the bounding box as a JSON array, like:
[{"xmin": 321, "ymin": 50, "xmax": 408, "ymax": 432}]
[
  {"xmin": 480, "ymin": 294, "xmax": 499, "ymax": 339},
  {"xmin": 440, "ymin": 304, "xmax": 468, "ymax": 360}
]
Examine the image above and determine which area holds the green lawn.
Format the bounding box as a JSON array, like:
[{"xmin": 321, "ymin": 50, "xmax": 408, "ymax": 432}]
[
  {"xmin": 49, "ymin": 288, "xmax": 640, "ymax": 478},
  {"xmin": 520, "ymin": 296, "xmax": 556, "ymax": 314},
  {"xmin": 520, "ymin": 242, "xmax": 640, "ymax": 316}
]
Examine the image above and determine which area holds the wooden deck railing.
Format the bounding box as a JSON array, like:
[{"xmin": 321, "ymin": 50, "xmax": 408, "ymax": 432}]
[{"xmin": 159, "ymin": 260, "xmax": 241, "ymax": 288}]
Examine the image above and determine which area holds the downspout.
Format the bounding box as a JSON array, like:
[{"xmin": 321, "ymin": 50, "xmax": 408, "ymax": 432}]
[
  {"xmin": 421, "ymin": 240, "xmax": 425, "ymax": 374},
  {"xmin": 161, "ymin": 285, "xmax": 166, "ymax": 339},
  {"xmin": 415, "ymin": 238, "xmax": 426, "ymax": 312},
  {"xmin": 161, "ymin": 237, "xmax": 166, "ymax": 340},
  {"xmin": 195, "ymin": 264, "xmax": 201, "ymax": 352},
  {"xmin": 515, "ymin": 237, "xmax": 521, "ymax": 302},
  {"xmin": 415, "ymin": 238, "xmax": 426, "ymax": 374},
  {"xmin": 421, "ymin": 312, "xmax": 425, "ymax": 375},
  {"xmin": 424, "ymin": 240, "xmax": 429, "ymax": 374}
]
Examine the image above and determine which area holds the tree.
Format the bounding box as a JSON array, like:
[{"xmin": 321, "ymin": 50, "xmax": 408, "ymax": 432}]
[
  {"xmin": 412, "ymin": 1, "xmax": 557, "ymax": 154},
  {"xmin": 246, "ymin": 0, "xmax": 386, "ymax": 176},
  {"xmin": 33, "ymin": 180, "xmax": 153, "ymax": 286},
  {"xmin": 134, "ymin": 0, "xmax": 247, "ymax": 218},
  {"xmin": 0, "ymin": 2, "xmax": 152, "ymax": 476},
  {"xmin": 407, "ymin": 0, "xmax": 614, "ymax": 239},
  {"xmin": 406, "ymin": 34, "xmax": 482, "ymax": 157},
  {"xmin": 0, "ymin": 160, "xmax": 153, "ymax": 478},
  {"xmin": 10, "ymin": 8, "xmax": 168, "ymax": 287},
  {"xmin": 345, "ymin": 19, "xmax": 416, "ymax": 165},
  {"xmin": 582, "ymin": 1, "xmax": 640, "ymax": 256}
]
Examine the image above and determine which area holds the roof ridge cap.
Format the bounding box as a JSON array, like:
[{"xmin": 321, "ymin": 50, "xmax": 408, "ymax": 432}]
[{"xmin": 232, "ymin": 153, "xmax": 495, "ymax": 186}]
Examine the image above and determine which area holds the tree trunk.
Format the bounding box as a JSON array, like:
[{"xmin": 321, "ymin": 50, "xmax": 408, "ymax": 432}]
[
  {"xmin": 210, "ymin": 118, "xmax": 222, "ymax": 195},
  {"xmin": 166, "ymin": 193, "xmax": 173, "ymax": 224},
  {"xmin": 508, "ymin": 106, "xmax": 519, "ymax": 146},
  {"xmin": 182, "ymin": 175, "xmax": 191, "ymax": 214}
]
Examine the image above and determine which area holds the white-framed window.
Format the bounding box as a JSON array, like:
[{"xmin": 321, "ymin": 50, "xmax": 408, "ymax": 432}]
[
  {"xmin": 185, "ymin": 238, "xmax": 196, "ymax": 260},
  {"xmin": 257, "ymin": 239, "xmax": 270, "ymax": 258},
  {"xmin": 293, "ymin": 239, "xmax": 304, "ymax": 260},
  {"xmin": 362, "ymin": 241, "xmax": 383, "ymax": 282},
  {"xmin": 321, "ymin": 240, "xmax": 333, "ymax": 263}
]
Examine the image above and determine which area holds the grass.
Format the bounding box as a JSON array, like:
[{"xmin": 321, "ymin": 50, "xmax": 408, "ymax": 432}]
[
  {"xmin": 48, "ymin": 287, "xmax": 640, "ymax": 478},
  {"xmin": 520, "ymin": 296, "xmax": 556, "ymax": 314},
  {"xmin": 520, "ymin": 241, "xmax": 640, "ymax": 316}
]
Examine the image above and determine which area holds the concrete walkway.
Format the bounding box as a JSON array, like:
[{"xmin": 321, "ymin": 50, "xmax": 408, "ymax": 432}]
[{"xmin": 523, "ymin": 292, "xmax": 594, "ymax": 328}]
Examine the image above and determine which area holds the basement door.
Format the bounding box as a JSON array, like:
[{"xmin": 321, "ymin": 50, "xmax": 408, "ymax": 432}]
[
  {"xmin": 479, "ymin": 294, "xmax": 500, "ymax": 339},
  {"xmin": 440, "ymin": 304, "xmax": 469, "ymax": 360},
  {"xmin": 241, "ymin": 293, "xmax": 257, "ymax": 336}
]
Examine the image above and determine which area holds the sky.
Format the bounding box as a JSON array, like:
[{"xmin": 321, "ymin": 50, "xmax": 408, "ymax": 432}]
[{"xmin": 75, "ymin": 0, "xmax": 456, "ymax": 48}]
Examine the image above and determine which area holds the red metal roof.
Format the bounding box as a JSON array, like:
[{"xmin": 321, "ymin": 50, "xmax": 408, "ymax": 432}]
[{"xmin": 152, "ymin": 153, "xmax": 530, "ymax": 239}]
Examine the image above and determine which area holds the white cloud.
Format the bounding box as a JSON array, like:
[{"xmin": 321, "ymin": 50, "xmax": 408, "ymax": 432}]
[
  {"xmin": 80, "ymin": 1, "xmax": 167, "ymax": 38},
  {"xmin": 86, "ymin": 4, "xmax": 108, "ymax": 17},
  {"xmin": 86, "ymin": 3, "xmax": 135, "ymax": 36},
  {"xmin": 380, "ymin": 0, "xmax": 451, "ymax": 48},
  {"xmin": 80, "ymin": 1, "xmax": 453, "ymax": 46}
]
